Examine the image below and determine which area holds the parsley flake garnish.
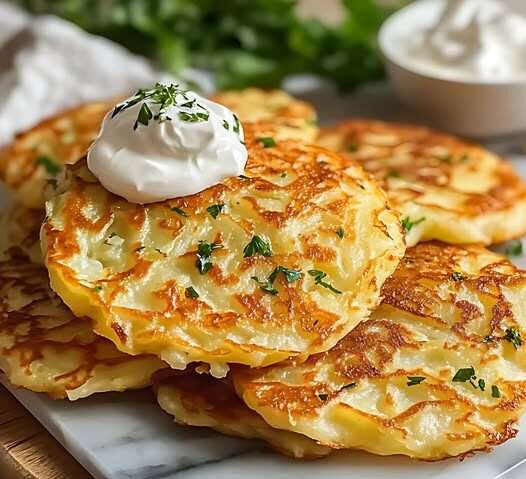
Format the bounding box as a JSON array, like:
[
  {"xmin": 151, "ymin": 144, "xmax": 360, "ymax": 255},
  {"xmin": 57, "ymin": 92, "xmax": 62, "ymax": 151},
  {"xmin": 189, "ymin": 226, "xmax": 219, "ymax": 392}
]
[
  {"xmin": 505, "ymin": 328, "xmax": 522, "ymax": 349},
  {"xmin": 185, "ymin": 286, "xmax": 199, "ymax": 299},
  {"xmin": 222, "ymin": 120, "xmax": 229, "ymax": 130},
  {"xmin": 233, "ymin": 115, "xmax": 241, "ymax": 134},
  {"xmin": 243, "ymin": 235, "xmax": 273, "ymax": 258},
  {"xmin": 387, "ymin": 170, "xmax": 400, "ymax": 178},
  {"xmin": 94, "ymin": 286, "xmax": 102, "ymax": 293},
  {"xmin": 251, "ymin": 276, "xmax": 278, "ymax": 295},
  {"xmin": 452, "ymin": 366, "xmax": 475, "ymax": 383},
  {"xmin": 36, "ymin": 155, "xmax": 61, "ymax": 175},
  {"xmin": 317, "ymin": 393, "xmax": 329, "ymax": 401},
  {"xmin": 492, "ymin": 385, "xmax": 501, "ymax": 398},
  {"xmin": 207, "ymin": 203, "xmax": 224, "ymax": 219},
  {"xmin": 505, "ymin": 241, "xmax": 523, "ymax": 257},
  {"xmin": 342, "ymin": 383, "xmax": 356, "ymax": 389},
  {"xmin": 336, "ymin": 227, "xmax": 345, "ymax": 239},
  {"xmin": 308, "ymin": 270, "xmax": 342, "ymax": 295},
  {"xmin": 252, "ymin": 266, "xmax": 303, "ymax": 295},
  {"xmin": 401, "ymin": 216, "xmax": 426, "ymax": 232},
  {"xmin": 280, "ymin": 172, "xmax": 287, "ymax": 178},
  {"xmin": 171, "ymin": 207, "xmax": 188, "ymax": 217},
  {"xmin": 111, "ymin": 83, "xmax": 210, "ymax": 130},
  {"xmin": 195, "ymin": 241, "xmax": 222, "ymax": 274},
  {"xmin": 478, "ymin": 378, "xmax": 486, "ymax": 391},
  {"xmin": 407, "ymin": 376, "xmax": 426, "ymax": 386},
  {"xmin": 257, "ymin": 137, "xmax": 277, "ymax": 148},
  {"xmin": 451, "ymin": 271, "xmax": 465, "ymax": 281}
]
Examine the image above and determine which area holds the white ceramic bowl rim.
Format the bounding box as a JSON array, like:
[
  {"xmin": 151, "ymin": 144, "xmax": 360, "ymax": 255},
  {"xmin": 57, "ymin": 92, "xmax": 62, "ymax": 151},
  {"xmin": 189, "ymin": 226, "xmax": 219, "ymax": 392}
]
[{"xmin": 378, "ymin": 0, "xmax": 526, "ymax": 86}]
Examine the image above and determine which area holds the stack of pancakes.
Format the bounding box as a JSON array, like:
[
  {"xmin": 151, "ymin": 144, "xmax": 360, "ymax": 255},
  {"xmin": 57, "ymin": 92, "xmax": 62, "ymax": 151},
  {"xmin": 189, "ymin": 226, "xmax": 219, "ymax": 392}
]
[{"xmin": 2, "ymin": 88, "xmax": 526, "ymax": 461}]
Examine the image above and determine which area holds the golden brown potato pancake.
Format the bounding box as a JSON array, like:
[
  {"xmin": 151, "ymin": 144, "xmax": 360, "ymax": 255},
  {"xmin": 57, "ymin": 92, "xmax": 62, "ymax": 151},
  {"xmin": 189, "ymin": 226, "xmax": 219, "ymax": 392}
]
[
  {"xmin": 233, "ymin": 242, "xmax": 526, "ymax": 460},
  {"xmin": 41, "ymin": 128, "xmax": 404, "ymax": 377},
  {"xmin": 155, "ymin": 369, "xmax": 331, "ymax": 458},
  {"xmin": 318, "ymin": 120, "xmax": 526, "ymax": 246}
]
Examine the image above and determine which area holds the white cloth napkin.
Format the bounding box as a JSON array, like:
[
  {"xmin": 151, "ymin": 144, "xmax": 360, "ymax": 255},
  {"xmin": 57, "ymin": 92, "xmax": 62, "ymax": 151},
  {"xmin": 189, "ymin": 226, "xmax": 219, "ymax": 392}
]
[{"xmin": 0, "ymin": 2, "xmax": 171, "ymax": 146}]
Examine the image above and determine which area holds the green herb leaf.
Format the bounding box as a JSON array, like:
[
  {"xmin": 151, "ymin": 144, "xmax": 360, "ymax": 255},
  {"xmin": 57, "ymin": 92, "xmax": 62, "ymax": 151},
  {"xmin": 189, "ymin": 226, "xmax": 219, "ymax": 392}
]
[
  {"xmin": 195, "ymin": 241, "xmax": 222, "ymax": 274},
  {"xmin": 451, "ymin": 271, "xmax": 465, "ymax": 281},
  {"xmin": 171, "ymin": 207, "xmax": 188, "ymax": 217},
  {"xmin": 387, "ymin": 170, "xmax": 400, "ymax": 178},
  {"xmin": 308, "ymin": 269, "xmax": 342, "ymax": 295},
  {"xmin": 233, "ymin": 115, "xmax": 241, "ymax": 135},
  {"xmin": 407, "ymin": 376, "xmax": 426, "ymax": 386},
  {"xmin": 94, "ymin": 285, "xmax": 102, "ymax": 293},
  {"xmin": 336, "ymin": 227, "xmax": 345, "ymax": 239},
  {"xmin": 401, "ymin": 216, "xmax": 426, "ymax": 232},
  {"xmin": 452, "ymin": 366, "xmax": 475, "ymax": 382},
  {"xmin": 268, "ymin": 266, "xmax": 303, "ymax": 284},
  {"xmin": 478, "ymin": 378, "xmax": 486, "ymax": 391},
  {"xmin": 505, "ymin": 328, "xmax": 523, "ymax": 349},
  {"xmin": 185, "ymin": 286, "xmax": 199, "ymax": 299},
  {"xmin": 36, "ymin": 155, "xmax": 61, "ymax": 175},
  {"xmin": 207, "ymin": 203, "xmax": 224, "ymax": 219},
  {"xmin": 134, "ymin": 102, "xmax": 153, "ymax": 129},
  {"xmin": 243, "ymin": 235, "xmax": 273, "ymax": 258},
  {"xmin": 491, "ymin": 385, "xmax": 501, "ymax": 398},
  {"xmin": 222, "ymin": 120, "xmax": 229, "ymax": 130},
  {"xmin": 251, "ymin": 276, "xmax": 278, "ymax": 295},
  {"xmin": 178, "ymin": 110, "xmax": 209, "ymax": 122},
  {"xmin": 342, "ymin": 383, "xmax": 356, "ymax": 389},
  {"xmin": 317, "ymin": 393, "xmax": 329, "ymax": 401},
  {"xmin": 505, "ymin": 241, "xmax": 523, "ymax": 257},
  {"xmin": 257, "ymin": 137, "xmax": 277, "ymax": 148}
]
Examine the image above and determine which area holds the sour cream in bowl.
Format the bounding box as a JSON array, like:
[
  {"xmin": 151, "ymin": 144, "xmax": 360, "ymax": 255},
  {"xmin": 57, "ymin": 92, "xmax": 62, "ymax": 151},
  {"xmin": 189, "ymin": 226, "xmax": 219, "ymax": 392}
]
[{"xmin": 379, "ymin": 0, "xmax": 526, "ymax": 138}]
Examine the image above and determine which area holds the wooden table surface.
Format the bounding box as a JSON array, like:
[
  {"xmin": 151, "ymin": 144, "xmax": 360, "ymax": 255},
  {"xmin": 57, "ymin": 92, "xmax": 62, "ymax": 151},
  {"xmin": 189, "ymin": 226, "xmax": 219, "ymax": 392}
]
[{"xmin": 0, "ymin": 384, "xmax": 92, "ymax": 479}]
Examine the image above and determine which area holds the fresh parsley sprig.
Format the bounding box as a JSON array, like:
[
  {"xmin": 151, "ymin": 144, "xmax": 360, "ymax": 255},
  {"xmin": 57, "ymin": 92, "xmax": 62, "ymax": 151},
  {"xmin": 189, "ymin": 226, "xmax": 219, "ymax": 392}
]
[
  {"xmin": 243, "ymin": 235, "xmax": 273, "ymax": 258},
  {"xmin": 308, "ymin": 270, "xmax": 341, "ymax": 295},
  {"xmin": 195, "ymin": 241, "xmax": 222, "ymax": 274}
]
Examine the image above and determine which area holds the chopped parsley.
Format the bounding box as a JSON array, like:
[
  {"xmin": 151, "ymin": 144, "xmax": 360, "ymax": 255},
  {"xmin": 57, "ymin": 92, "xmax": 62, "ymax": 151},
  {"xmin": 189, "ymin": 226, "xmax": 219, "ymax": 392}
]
[
  {"xmin": 243, "ymin": 235, "xmax": 273, "ymax": 258},
  {"xmin": 401, "ymin": 216, "xmax": 426, "ymax": 232},
  {"xmin": 308, "ymin": 269, "xmax": 342, "ymax": 295},
  {"xmin": 280, "ymin": 172, "xmax": 287, "ymax": 178},
  {"xmin": 269, "ymin": 266, "xmax": 303, "ymax": 284},
  {"xmin": 342, "ymin": 383, "xmax": 356, "ymax": 389},
  {"xmin": 478, "ymin": 378, "xmax": 486, "ymax": 391},
  {"xmin": 451, "ymin": 271, "xmax": 465, "ymax": 281},
  {"xmin": 171, "ymin": 207, "xmax": 188, "ymax": 217},
  {"xmin": 233, "ymin": 115, "xmax": 241, "ymax": 134},
  {"xmin": 36, "ymin": 155, "xmax": 61, "ymax": 175},
  {"xmin": 178, "ymin": 110, "xmax": 210, "ymax": 122},
  {"xmin": 185, "ymin": 286, "xmax": 199, "ymax": 299},
  {"xmin": 195, "ymin": 241, "xmax": 222, "ymax": 274},
  {"xmin": 347, "ymin": 143, "xmax": 359, "ymax": 152},
  {"xmin": 94, "ymin": 286, "xmax": 103, "ymax": 293},
  {"xmin": 257, "ymin": 137, "xmax": 277, "ymax": 148},
  {"xmin": 387, "ymin": 170, "xmax": 400, "ymax": 178},
  {"xmin": 207, "ymin": 203, "xmax": 224, "ymax": 219},
  {"xmin": 336, "ymin": 227, "xmax": 345, "ymax": 239},
  {"xmin": 505, "ymin": 328, "xmax": 522, "ymax": 349},
  {"xmin": 317, "ymin": 393, "xmax": 329, "ymax": 401},
  {"xmin": 505, "ymin": 241, "xmax": 523, "ymax": 257},
  {"xmin": 452, "ymin": 366, "xmax": 475, "ymax": 383},
  {"xmin": 407, "ymin": 376, "xmax": 426, "ymax": 386},
  {"xmin": 252, "ymin": 266, "xmax": 303, "ymax": 295},
  {"xmin": 222, "ymin": 120, "xmax": 229, "ymax": 130},
  {"xmin": 251, "ymin": 276, "xmax": 278, "ymax": 295},
  {"xmin": 111, "ymin": 83, "xmax": 210, "ymax": 130},
  {"xmin": 492, "ymin": 385, "xmax": 501, "ymax": 398}
]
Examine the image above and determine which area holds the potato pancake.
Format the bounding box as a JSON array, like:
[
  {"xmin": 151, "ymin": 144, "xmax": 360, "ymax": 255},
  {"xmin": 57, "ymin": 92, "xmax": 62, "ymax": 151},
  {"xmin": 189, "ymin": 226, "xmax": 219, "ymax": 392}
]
[
  {"xmin": 0, "ymin": 101, "xmax": 114, "ymax": 210},
  {"xmin": 155, "ymin": 369, "xmax": 331, "ymax": 458},
  {"xmin": 212, "ymin": 88, "xmax": 318, "ymax": 143},
  {"xmin": 0, "ymin": 255, "xmax": 166, "ymax": 400},
  {"xmin": 41, "ymin": 130, "xmax": 404, "ymax": 377},
  {"xmin": 0, "ymin": 203, "xmax": 43, "ymax": 264},
  {"xmin": 318, "ymin": 120, "xmax": 526, "ymax": 246},
  {"xmin": 233, "ymin": 242, "xmax": 526, "ymax": 460}
]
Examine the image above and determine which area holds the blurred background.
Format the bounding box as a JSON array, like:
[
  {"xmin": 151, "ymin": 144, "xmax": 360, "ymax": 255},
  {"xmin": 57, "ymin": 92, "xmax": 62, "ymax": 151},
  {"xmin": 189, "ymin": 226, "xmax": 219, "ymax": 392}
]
[{"xmin": 9, "ymin": 0, "xmax": 407, "ymax": 91}]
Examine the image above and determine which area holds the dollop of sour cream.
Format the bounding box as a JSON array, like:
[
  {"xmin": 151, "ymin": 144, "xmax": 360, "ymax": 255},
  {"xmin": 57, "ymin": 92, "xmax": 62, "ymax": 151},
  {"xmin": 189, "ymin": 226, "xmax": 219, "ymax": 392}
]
[
  {"xmin": 403, "ymin": 0, "xmax": 526, "ymax": 81},
  {"xmin": 87, "ymin": 83, "xmax": 248, "ymax": 204}
]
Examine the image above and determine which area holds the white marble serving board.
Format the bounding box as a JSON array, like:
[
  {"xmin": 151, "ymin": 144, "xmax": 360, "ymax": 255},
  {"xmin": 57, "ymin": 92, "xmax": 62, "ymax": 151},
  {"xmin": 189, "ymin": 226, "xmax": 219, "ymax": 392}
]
[{"xmin": 4, "ymin": 82, "xmax": 526, "ymax": 479}]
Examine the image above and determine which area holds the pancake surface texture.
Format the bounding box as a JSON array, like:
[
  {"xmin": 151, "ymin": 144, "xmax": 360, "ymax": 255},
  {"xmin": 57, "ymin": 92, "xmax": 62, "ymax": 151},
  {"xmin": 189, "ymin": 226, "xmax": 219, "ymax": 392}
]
[
  {"xmin": 318, "ymin": 120, "xmax": 526, "ymax": 246},
  {"xmin": 0, "ymin": 101, "xmax": 114, "ymax": 209},
  {"xmin": 42, "ymin": 131, "xmax": 404, "ymax": 376},
  {"xmin": 0, "ymin": 255, "xmax": 166, "ymax": 400},
  {"xmin": 155, "ymin": 369, "xmax": 331, "ymax": 458},
  {"xmin": 233, "ymin": 242, "xmax": 526, "ymax": 459},
  {"xmin": 212, "ymin": 88, "xmax": 318, "ymax": 143}
]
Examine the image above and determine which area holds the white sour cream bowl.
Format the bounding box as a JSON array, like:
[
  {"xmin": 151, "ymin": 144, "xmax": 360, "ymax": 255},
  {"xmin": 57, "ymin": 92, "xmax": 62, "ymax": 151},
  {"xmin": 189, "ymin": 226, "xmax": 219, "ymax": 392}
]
[{"xmin": 379, "ymin": 0, "xmax": 526, "ymax": 138}]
